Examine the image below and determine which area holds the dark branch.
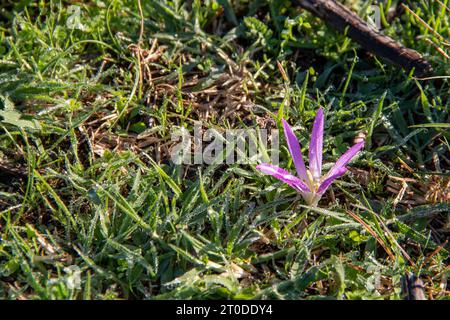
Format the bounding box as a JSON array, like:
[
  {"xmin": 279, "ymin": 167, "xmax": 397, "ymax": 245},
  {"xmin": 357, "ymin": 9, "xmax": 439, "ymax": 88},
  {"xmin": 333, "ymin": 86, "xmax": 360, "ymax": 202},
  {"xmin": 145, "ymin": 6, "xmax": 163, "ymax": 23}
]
[{"xmin": 294, "ymin": 0, "xmax": 433, "ymax": 76}]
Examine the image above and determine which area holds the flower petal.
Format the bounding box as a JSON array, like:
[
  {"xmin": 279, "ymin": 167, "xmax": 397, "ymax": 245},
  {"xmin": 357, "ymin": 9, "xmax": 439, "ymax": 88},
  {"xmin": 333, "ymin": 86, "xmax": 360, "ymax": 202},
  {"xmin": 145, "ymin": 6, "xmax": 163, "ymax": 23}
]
[
  {"xmin": 281, "ymin": 119, "xmax": 308, "ymax": 181},
  {"xmin": 309, "ymin": 108, "xmax": 324, "ymax": 180},
  {"xmin": 326, "ymin": 141, "xmax": 364, "ymax": 179},
  {"xmin": 317, "ymin": 166, "xmax": 347, "ymax": 194},
  {"xmin": 256, "ymin": 163, "xmax": 310, "ymax": 193}
]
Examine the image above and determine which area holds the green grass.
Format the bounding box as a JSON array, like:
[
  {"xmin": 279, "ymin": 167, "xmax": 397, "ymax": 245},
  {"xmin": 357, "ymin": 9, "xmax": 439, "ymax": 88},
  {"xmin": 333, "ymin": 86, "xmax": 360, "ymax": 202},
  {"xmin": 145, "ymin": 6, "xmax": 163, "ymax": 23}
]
[{"xmin": 0, "ymin": 0, "xmax": 449, "ymax": 300}]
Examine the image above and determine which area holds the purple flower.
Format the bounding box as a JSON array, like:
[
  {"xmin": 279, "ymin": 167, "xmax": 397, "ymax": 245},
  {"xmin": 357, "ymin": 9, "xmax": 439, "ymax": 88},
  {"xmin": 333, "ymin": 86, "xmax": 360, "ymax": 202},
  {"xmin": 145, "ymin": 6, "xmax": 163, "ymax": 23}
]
[{"xmin": 256, "ymin": 108, "xmax": 364, "ymax": 206}]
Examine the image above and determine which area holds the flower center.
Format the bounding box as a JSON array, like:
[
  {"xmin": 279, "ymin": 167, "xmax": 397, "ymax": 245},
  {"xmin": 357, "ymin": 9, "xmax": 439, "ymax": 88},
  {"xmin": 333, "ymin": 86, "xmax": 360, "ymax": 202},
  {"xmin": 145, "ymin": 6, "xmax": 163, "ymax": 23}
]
[{"xmin": 306, "ymin": 169, "xmax": 319, "ymax": 193}]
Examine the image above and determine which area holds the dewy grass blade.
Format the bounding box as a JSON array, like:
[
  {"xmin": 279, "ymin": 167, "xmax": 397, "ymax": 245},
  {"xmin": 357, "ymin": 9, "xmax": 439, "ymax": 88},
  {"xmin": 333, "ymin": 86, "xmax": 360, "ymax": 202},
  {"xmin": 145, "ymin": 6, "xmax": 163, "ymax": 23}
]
[{"xmin": 148, "ymin": 157, "xmax": 182, "ymax": 197}]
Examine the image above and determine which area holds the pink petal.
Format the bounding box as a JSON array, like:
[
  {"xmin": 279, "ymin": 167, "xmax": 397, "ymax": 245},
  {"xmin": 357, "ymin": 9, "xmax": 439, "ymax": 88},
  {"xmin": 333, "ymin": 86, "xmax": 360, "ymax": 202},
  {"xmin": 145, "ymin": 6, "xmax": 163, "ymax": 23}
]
[
  {"xmin": 256, "ymin": 163, "xmax": 310, "ymax": 193},
  {"xmin": 317, "ymin": 167, "xmax": 347, "ymax": 194},
  {"xmin": 281, "ymin": 119, "xmax": 308, "ymax": 181},
  {"xmin": 326, "ymin": 140, "xmax": 364, "ymax": 180},
  {"xmin": 309, "ymin": 108, "xmax": 324, "ymax": 180}
]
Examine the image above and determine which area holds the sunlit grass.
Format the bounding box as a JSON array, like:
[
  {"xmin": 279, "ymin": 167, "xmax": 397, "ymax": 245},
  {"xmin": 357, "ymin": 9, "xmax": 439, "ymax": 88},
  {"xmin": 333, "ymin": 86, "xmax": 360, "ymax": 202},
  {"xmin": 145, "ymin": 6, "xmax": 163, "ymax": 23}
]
[{"xmin": 0, "ymin": 0, "xmax": 448, "ymax": 300}]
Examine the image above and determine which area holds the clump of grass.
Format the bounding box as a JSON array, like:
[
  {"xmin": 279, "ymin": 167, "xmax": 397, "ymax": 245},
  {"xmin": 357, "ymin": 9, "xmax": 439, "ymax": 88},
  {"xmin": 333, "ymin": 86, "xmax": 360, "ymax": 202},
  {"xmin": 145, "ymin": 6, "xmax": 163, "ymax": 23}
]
[{"xmin": 0, "ymin": 0, "xmax": 448, "ymax": 299}]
